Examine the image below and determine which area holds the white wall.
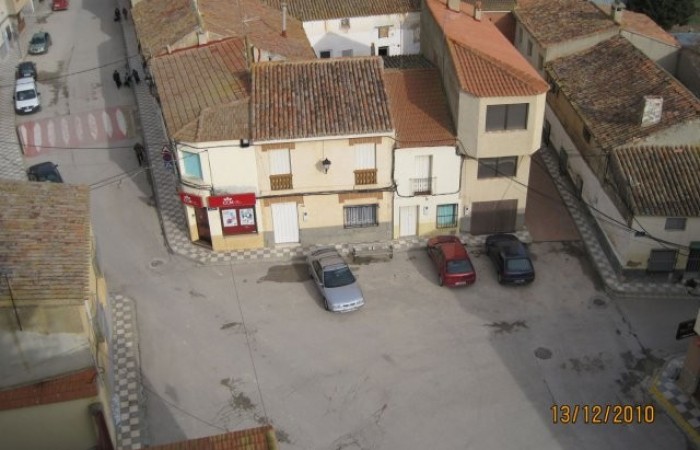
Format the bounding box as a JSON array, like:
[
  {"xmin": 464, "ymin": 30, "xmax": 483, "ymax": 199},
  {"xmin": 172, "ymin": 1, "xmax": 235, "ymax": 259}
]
[
  {"xmin": 176, "ymin": 141, "xmax": 259, "ymax": 194},
  {"xmin": 622, "ymin": 30, "xmax": 680, "ymax": 74},
  {"xmin": 303, "ymin": 13, "xmax": 421, "ymax": 57}
]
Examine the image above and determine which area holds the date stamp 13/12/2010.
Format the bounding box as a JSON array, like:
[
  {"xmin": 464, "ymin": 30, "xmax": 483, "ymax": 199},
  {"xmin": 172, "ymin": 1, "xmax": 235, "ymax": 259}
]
[{"xmin": 551, "ymin": 404, "xmax": 655, "ymax": 425}]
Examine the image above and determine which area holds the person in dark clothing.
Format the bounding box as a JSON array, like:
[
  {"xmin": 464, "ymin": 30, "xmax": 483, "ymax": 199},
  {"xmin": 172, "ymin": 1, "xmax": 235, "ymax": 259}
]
[
  {"xmin": 122, "ymin": 7, "xmax": 128, "ymax": 20},
  {"xmin": 114, "ymin": 8, "xmax": 121, "ymax": 21},
  {"xmin": 131, "ymin": 69, "xmax": 141, "ymax": 84},
  {"xmin": 113, "ymin": 70, "xmax": 122, "ymax": 89},
  {"xmin": 133, "ymin": 143, "xmax": 145, "ymax": 166},
  {"xmin": 124, "ymin": 71, "xmax": 132, "ymax": 88}
]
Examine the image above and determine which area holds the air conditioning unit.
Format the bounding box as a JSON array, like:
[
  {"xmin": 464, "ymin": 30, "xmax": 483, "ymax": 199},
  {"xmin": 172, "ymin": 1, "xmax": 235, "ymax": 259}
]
[{"xmin": 341, "ymin": 18, "xmax": 350, "ymax": 29}]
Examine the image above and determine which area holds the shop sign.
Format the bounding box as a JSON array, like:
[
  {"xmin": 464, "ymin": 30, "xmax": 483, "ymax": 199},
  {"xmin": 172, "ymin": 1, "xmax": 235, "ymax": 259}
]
[
  {"xmin": 178, "ymin": 192, "xmax": 204, "ymax": 208},
  {"xmin": 208, "ymin": 193, "xmax": 256, "ymax": 208}
]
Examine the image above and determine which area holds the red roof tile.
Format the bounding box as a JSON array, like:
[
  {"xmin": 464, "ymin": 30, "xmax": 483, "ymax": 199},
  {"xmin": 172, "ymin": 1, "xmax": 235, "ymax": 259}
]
[
  {"xmin": 615, "ymin": 9, "xmax": 680, "ymax": 47},
  {"xmin": 0, "ymin": 368, "xmax": 97, "ymax": 411},
  {"xmin": 611, "ymin": 146, "xmax": 700, "ymax": 217},
  {"xmin": 514, "ymin": 0, "xmax": 618, "ymax": 47},
  {"xmin": 547, "ymin": 36, "xmax": 700, "ymax": 150},
  {"xmin": 133, "ymin": 0, "xmax": 200, "ymax": 58},
  {"xmin": 384, "ymin": 68, "xmax": 456, "ymax": 148},
  {"xmin": 260, "ymin": 0, "xmax": 420, "ymax": 21},
  {"xmin": 425, "ymin": 0, "xmax": 548, "ymax": 97},
  {"xmin": 148, "ymin": 426, "xmax": 279, "ymax": 450},
  {"xmin": 150, "ymin": 38, "xmax": 250, "ymax": 141},
  {"xmin": 251, "ymin": 57, "xmax": 394, "ymax": 141}
]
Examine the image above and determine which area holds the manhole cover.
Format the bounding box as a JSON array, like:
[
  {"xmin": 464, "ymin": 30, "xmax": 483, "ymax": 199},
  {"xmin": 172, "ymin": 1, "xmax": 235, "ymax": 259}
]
[
  {"xmin": 150, "ymin": 258, "xmax": 165, "ymax": 268},
  {"xmin": 534, "ymin": 347, "xmax": 553, "ymax": 360}
]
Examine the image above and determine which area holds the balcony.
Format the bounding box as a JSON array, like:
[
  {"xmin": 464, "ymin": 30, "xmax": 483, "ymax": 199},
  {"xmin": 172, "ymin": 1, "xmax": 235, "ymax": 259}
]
[
  {"xmin": 410, "ymin": 177, "xmax": 436, "ymax": 195},
  {"xmin": 270, "ymin": 173, "xmax": 293, "ymax": 190},
  {"xmin": 354, "ymin": 169, "xmax": 377, "ymax": 185}
]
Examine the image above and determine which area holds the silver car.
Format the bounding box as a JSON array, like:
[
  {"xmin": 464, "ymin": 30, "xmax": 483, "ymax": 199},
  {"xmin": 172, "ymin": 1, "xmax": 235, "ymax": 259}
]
[{"xmin": 307, "ymin": 248, "xmax": 365, "ymax": 312}]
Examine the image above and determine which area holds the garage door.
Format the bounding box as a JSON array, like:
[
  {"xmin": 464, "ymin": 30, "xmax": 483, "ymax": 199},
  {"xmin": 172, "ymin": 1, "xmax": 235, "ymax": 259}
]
[
  {"xmin": 470, "ymin": 199, "xmax": 517, "ymax": 235},
  {"xmin": 648, "ymin": 249, "xmax": 677, "ymax": 272},
  {"xmin": 271, "ymin": 202, "xmax": 299, "ymax": 244}
]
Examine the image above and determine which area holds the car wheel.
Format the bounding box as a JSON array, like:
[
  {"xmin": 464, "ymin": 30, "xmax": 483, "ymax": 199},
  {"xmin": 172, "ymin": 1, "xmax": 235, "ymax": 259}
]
[
  {"xmin": 438, "ymin": 274, "xmax": 444, "ymax": 286},
  {"xmin": 323, "ymin": 298, "xmax": 330, "ymax": 311}
]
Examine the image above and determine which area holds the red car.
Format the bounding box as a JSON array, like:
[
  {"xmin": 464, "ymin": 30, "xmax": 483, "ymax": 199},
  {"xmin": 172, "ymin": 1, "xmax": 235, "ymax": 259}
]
[
  {"xmin": 427, "ymin": 235, "xmax": 476, "ymax": 287},
  {"xmin": 52, "ymin": 0, "xmax": 69, "ymax": 11}
]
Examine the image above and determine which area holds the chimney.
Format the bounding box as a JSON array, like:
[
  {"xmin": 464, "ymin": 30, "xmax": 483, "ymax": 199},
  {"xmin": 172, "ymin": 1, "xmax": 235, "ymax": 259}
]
[
  {"xmin": 640, "ymin": 95, "xmax": 663, "ymax": 128},
  {"xmin": 474, "ymin": 1, "xmax": 482, "ymax": 21},
  {"xmin": 197, "ymin": 30, "xmax": 208, "ymax": 46},
  {"xmin": 281, "ymin": 2, "xmax": 287, "ymax": 37},
  {"xmin": 447, "ymin": 0, "xmax": 460, "ymax": 13},
  {"xmin": 612, "ymin": 0, "xmax": 624, "ymax": 24}
]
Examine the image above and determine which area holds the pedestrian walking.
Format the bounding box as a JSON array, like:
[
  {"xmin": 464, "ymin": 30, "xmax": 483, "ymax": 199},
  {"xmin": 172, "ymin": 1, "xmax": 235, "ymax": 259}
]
[
  {"xmin": 114, "ymin": 8, "xmax": 121, "ymax": 22},
  {"xmin": 132, "ymin": 69, "xmax": 141, "ymax": 84},
  {"xmin": 112, "ymin": 70, "xmax": 122, "ymax": 89},
  {"xmin": 133, "ymin": 143, "xmax": 145, "ymax": 166},
  {"xmin": 122, "ymin": 7, "xmax": 128, "ymax": 20},
  {"xmin": 162, "ymin": 146, "xmax": 174, "ymax": 171},
  {"xmin": 124, "ymin": 71, "xmax": 132, "ymax": 88}
]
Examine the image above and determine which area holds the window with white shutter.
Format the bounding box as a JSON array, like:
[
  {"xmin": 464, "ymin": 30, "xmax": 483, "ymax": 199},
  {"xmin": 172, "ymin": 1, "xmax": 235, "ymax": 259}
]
[
  {"xmin": 268, "ymin": 149, "xmax": 291, "ymax": 175},
  {"xmin": 354, "ymin": 144, "xmax": 376, "ymax": 169}
]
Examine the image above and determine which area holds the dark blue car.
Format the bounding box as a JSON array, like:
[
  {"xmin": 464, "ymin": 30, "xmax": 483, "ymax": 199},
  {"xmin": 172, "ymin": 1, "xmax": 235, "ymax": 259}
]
[{"xmin": 485, "ymin": 234, "xmax": 535, "ymax": 285}]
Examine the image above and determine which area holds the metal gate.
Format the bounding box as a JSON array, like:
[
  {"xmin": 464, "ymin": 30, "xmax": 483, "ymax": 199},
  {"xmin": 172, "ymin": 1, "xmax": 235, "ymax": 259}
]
[
  {"xmin": 470, "ymin": 199, "xmax": 517, "ymax": 235},
  {"xmin": 686, "ymin": 243, "xmax": 700, "ymax": 273}
]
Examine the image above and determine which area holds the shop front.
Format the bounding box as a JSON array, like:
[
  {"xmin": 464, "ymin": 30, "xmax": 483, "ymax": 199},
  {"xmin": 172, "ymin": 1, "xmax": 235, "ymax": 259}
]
[{"xmin": 178, "ymin": 190, "xmax": 265, "ymax": 251}]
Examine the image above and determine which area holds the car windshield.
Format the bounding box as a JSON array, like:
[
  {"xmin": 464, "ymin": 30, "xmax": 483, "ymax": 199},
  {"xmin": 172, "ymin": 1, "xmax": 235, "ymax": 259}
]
[
  {"xmin": 31, "ymin": 35, "xmax": 45, "ymax": 45},
  {"xmin": 446, "ymin": 259, "xmax": 473, "ymax": 274},
  {"xmin": 17, "ymin": 90, "xmax": 36, "ymax": 100},
  {"xmin": 324, "ymin": 266, "xmax": 356, "ymax": 288},
  {"xmin": 506, "ymin": 258, "xmax": 533, "ymax": 272}
]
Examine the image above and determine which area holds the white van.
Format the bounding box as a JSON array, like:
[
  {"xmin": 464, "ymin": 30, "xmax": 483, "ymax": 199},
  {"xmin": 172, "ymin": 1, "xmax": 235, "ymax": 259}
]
[{"xmin": 14, "ymin": 77, "xmax": 40, "ymax": 114}]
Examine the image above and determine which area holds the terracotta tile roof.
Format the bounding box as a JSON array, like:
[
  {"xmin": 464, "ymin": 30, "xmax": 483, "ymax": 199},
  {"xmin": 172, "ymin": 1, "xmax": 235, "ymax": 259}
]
[
  {"xmin": 133, "ymin": 0, "xmax": 314, "ymax": 60},
  {"xmin": 0, "ymin": 368, "xmax": 97, "ymax": 411},
  {"xmin": 251, "ymin": 57, "xmax": 394, "ymax": 141},
  {"xmin": 382, "ymin": 54, "xmax": 435, "ymax": 69},
  {"xmin": 148, "ymin": 426, "xmax": 279, "ymax": 450},
  {"xmin": 426, "ymin": 0, "xmax": 548, "ymax": 97},
  {"xmin": 547, "ymin": 36, "xmax": 700, "ymax": 150},
  {"xmin": 611, "ymin": 8, "xmax": 680, "ymax": 47},
  {"xmin": 200, "ymin": 0, "xmax": 315, "ymax": 60},
  {"xmin": 0, "ymin": 180, "xmax": 90, "ymax": 305},
  {"xmin": 465, "ymin": 0, "xmax": 516, "ymax": 11},
  {"xmin": 133, "ymin": 0, "xmax": 200, "ymax": 58},
  {"xmin": 260, "ymin": 0, "xmax": 420, "ymax": 21},
  {"xmin": 177, "ymin": 100, "xmax": 251, "ymax": 142},
  {"xmin": 610, "ymin": 146, "xmax": 700, "ymax": 217},
  {"xmin": 514, "ymin": 0, "xmax": 618, "ymax": 47},
  {"xmin": 384, "ymin": 68, "xmax": 456, "ymax": 148},
  {"xmin": 150, "ymin": 38, "xmax": 250, "ymax": 142}
]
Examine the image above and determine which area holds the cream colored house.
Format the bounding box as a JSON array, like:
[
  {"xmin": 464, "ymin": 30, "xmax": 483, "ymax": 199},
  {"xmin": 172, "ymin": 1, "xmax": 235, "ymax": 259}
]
[
  {"xmin": 545, "ymin": 36, "xmax": 700, "ymax": 273},
  {"xmin": 259, "ymin": 0, "xmax": 421, "ymax": 58},
  {"xmin": 251, "ymin": 57, "xmax": 395, "ymax": 246},
  {"xmin": 421, "ymin": 0, "xmax": 549, "ymax": 234},
  {"xmin": 383, "ymin": 62, "xmax": 460, "ymax": 238},
  {"xmin": 1, "ymin": 0, "xmax": 29, "ymax": 55},
  {"xmin": 0, "ymin": 180, "xmax": 114, "ymax": 449}
]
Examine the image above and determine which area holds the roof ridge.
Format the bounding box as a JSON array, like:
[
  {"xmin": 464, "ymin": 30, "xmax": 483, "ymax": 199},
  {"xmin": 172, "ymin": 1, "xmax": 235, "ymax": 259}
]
[{"xmin": 450, "ymin": 39, "xmax": 548, "ymax": 93}]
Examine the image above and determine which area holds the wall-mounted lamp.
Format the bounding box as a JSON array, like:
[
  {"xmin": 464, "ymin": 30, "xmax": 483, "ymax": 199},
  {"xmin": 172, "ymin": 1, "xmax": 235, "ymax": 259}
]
[{"xmin": 322, "ymin": 158, "xmax": 331, "ymax": 174}]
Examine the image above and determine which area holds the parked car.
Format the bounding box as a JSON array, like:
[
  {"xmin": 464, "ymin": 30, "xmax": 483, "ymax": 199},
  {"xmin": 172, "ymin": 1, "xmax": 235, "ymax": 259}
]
[
  {"xmin": 28, "ymin": 32, "xmax": 51, "ymax": 55},
  {"xmin": 15, "ymin": 61, "xmax": 37, "ymax": 80},
  {"xmin": 307, "ymin": 248, "xmax": 364, "ymax": 312},
  {"xmin": 27, "ymin": 162, "xmax": 63, "ymax": 183},
  {"xmin": 427, "ymin": 235, "xmax": 476, "ymax": 287},
  {"xmin": 14, "ymin": 77, "xmax": 41, "ymax": 114},
  {"xmin": 52, "ymin": 0, "xmax": 69, "ymax": 11},
  {"xmin": 485, "ymin": 234, "xmax": 535, "ymax": 285}
]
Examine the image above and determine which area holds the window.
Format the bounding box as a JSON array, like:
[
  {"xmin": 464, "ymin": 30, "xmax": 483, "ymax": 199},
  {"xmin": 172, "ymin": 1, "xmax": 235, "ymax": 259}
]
[
  {"xmin": 344, "ymin": 205, "xmax": 378, "ymax": 228},
  {"xmin": 478, "ymin": 157, "xmax": 518, "ymax": 178},
  {"xmin": 221, "ymin": 207, "xmax": 257, "ymax": 235},
  {"xmin": 412, "ymin": 155, "xmax": 433, "ymax": 195},
  {"xmin": 320, "ymin": 50, "xmax": 331, "ymax": 58},
  {"xmin": 342, "ymin": 49, "xmax": 353, "ymax": 57},
  {"xmin": 582, "ymin": 126, "xmax": 591, "ymax": 143},
  {"xmin": 665, "ymin": 217, "xmax": 687, "ymax": 231},
  {"xmin": 182, "ymin": 150, "xmax": 203, "ymax": 179},
  {"xmin": 527, "ymin": 40, "xmax": 533, "ymax": 56},
  {"xmin": 355, "ymin": 144, "xmax": 375, "ymax": 169},
  {"xmin": 538, "ymin": 54, "xmax": 544, "ymax": 70},
  {"xmin": 341, "ymin": 18, "xmax": 350, "ymax": 28},
  {"xmin": 268, "ymin": 148, "xmax": 291, "ymax": 175},
  {"xmin": 436, "ymin": 204, "xmax": 458, "ymax": 228},
  {"xmin": 378, "ymin": 26, "xmax": 391, "ymax": 39},
  {"xmin": 517, "ymin": 27, "xmax": 522, "ymax": 44},
  {"xmin": 485, "ymin": 104, "xmax": 528, "ymax": 131},
  {"xmin": 378, "ymin": 46, "xmax": 389, "ymax": 56}
]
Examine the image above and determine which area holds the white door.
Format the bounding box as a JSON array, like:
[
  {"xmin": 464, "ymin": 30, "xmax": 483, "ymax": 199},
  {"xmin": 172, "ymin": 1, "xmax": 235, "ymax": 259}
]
[
  {"xmin": 271, "ymin": 202, "xmax": 299, "ymax": 244},
  {"xmin": 399, "ymin": 206, "xmax": 418, "ymax": 237}
]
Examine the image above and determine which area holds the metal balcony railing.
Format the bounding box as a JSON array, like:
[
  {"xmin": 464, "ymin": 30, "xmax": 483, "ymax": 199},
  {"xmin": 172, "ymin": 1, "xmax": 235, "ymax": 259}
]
[
  {"xmin": 410, "ymin": 177, "xmax": 435, "ymax": 195},
  {"xmin": 354, "ymin": 169, "xmax": 377, "ymax": 185},
  {"xmin": 270, "ymin": 173, "xmax": 293, "ymax": 190}
]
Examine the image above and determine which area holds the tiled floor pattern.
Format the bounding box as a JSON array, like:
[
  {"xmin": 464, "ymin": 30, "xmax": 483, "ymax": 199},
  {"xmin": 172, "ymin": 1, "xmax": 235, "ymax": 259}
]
[{"xmin": 111, "ymin": 294, "xmax": 145, "ymax": 450}]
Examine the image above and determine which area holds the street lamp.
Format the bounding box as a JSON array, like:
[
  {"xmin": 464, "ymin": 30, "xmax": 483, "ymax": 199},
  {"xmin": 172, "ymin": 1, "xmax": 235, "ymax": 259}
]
[{"xmin": 321, "ymin": 158, "xmax": 331, "ymax": 174}]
